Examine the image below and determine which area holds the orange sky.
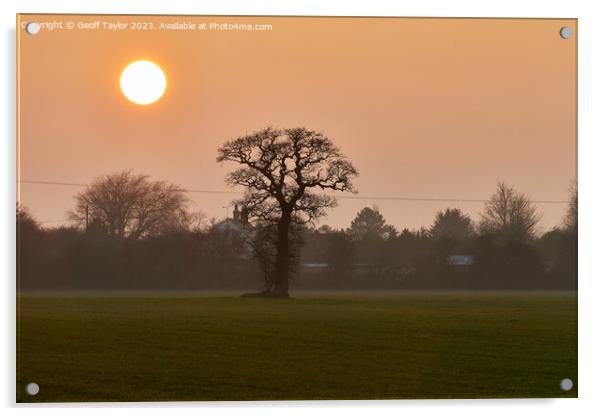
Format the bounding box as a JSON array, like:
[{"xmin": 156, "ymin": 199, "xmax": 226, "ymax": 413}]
[{"xmin": 17, "ymin": 15, "xmax": 577, "ymax": 232}]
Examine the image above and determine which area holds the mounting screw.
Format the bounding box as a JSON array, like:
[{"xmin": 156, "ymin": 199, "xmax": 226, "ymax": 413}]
[
  {"xmin": 25, "ymin": 22, "xmax": 41, "ymax": 35},
  {"xmin": 560, "ymin": 378, "xmax": 573, "ymax": 391},
  {"xmin": 25, "ymin": 382, "xmax": 39, "ymax": 396},
  {"xmin": 559, "ymin": 26, "xmax": 572, "ymax": 39}
]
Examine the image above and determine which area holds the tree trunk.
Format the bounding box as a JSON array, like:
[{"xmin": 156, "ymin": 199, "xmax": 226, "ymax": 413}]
[{"xmin": 273, "ymin": 212, "xmax": 291, "ymax": 297}]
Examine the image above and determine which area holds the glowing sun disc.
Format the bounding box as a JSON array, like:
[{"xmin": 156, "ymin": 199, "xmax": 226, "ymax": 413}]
[{"xmin": 120, "ymin": 60, "xmax": 166, "ymax": 105}]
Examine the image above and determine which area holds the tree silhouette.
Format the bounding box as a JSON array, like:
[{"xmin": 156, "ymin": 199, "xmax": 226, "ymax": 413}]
[
  {"xmin": 250, "ymin": 221, "xmax": 305, "ymax": 293},
  {"xmin": 347, "ymin": 206, "xmax": 396, "ymax": 280},
  {"xmin": 563, "ymin": 182, "xmax": 577, "ymax": 233},
  {"xmin": 17, "ymin": 204, "xmax": 42, "ymax": 290},
  {"xmin": 217, "ymin": 127, "xmax": 358, "ymax": 296},
  {"xmin": 479, "ymin": 182, "xmax": 541, "ymax": 242},
  {"xmin": 69, "ymin": 171, "xmax": 189, "ymax": 240},
  {"xmin": 347, "ymin": 206, "xmax": 396, "ymax": 242},
  {"xmin": 429, "ymin": 208, "xmax": 474, "ymax": 242},
  {"xmin": 17, "ymin": 203, "xmax": 39, "ymax": 233},
  {"xmin": 324, "ymin": 230, "xmax": 355, "ymax": 286}
]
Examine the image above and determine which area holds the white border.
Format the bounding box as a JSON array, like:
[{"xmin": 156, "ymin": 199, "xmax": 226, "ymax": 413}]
[{"xmin": 3, "ymin": 1, "xmax": 601, "ymax": 415}]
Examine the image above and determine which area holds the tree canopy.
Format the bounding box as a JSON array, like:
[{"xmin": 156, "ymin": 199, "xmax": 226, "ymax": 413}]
[
  {"xmin": 430, "ymin": 208, "xmax": 474, "ymax": 241},
  {"xmin": 347, "ymin": 206, "xmax": 396, "ymax": 242}
]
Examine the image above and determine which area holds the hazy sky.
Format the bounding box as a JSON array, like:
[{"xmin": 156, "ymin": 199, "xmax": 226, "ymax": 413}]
[{"xmin": 17, "ymin": 15, "xmax": 576, "ymax": 232}]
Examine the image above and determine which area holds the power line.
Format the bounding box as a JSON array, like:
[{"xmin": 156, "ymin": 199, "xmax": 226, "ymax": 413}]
[
  {"xmin": 18, "ymin": 180, "xmax": 241, "ymax": 195},
  {"xmin": 335, "ymin": 195, "xmax": 565, "ymax": 204},
  {"xmin": 17, "ymin": 179, "xmax": 568, "ymax": 204}
]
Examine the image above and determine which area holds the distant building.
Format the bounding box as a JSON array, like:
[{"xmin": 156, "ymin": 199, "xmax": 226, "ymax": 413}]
[
  {"xmin": 232, "ymin": 203, "xmax": 249, "ymax": 225},
  {"xmin": 301, "ymin": 263, "xmax": 330, "ymax": 269},
  {"xmin": 446, "ymin": 255, "xmax": 474, "ymax": 270},
  {"xmin": 215, "ymin": 204, "xmax": 249, "ymax": 233},
  {"xmin": 214, "ymin": 204, "xmax": 254, "ymax": 258}
]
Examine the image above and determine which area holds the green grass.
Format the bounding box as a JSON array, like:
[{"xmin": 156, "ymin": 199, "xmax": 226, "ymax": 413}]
[{"xmin": 16, "ymin": 291, "xmax": 577, "ymax": 402}]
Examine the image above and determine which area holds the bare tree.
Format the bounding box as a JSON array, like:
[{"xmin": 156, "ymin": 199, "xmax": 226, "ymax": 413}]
[
  {"xmin": 17, "ymin": 203, "xmax": 39, "ymax": 231},
  {"xmin": 158, "ymin": 209, "xmax": 207, "ymax": 234},
  {"xmin": 69, "ymin": 171, "xmax": 189, "ymax": 240},
  {"xmin": 563, "ymin": 182, "xmax": 577, "ymax": 233},
  {"xmin": 217, "ymin": 127, "xmax": 358, "ymax": 296},
  {"xmin": 479, "ymin": 182, "xmax": 541, "ymax": 242}
]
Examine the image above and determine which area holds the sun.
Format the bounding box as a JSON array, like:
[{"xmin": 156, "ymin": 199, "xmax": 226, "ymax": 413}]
[{"xmin": 119, "ymin": 60, "xmax": 167, "ymax": 105}]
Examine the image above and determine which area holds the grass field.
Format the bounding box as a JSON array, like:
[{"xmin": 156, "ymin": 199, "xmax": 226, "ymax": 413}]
[{"xmin": 16, "ymin": 291, "xmax": 577, "ymax": 402}]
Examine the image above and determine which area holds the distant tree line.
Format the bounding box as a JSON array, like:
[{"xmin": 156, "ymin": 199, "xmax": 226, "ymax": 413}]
[
  {"xmin": 17, "ymin": 171, "xmax": 576, "ymax": 291},
  {"xmin": 298, "ymin": 183, "xmax": 576, "ymax": 290}
]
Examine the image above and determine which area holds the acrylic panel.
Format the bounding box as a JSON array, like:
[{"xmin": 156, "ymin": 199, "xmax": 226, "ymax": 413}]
[{"xmin": 16, "ymin": 14, "xmax": 577, "ymax": 402}]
